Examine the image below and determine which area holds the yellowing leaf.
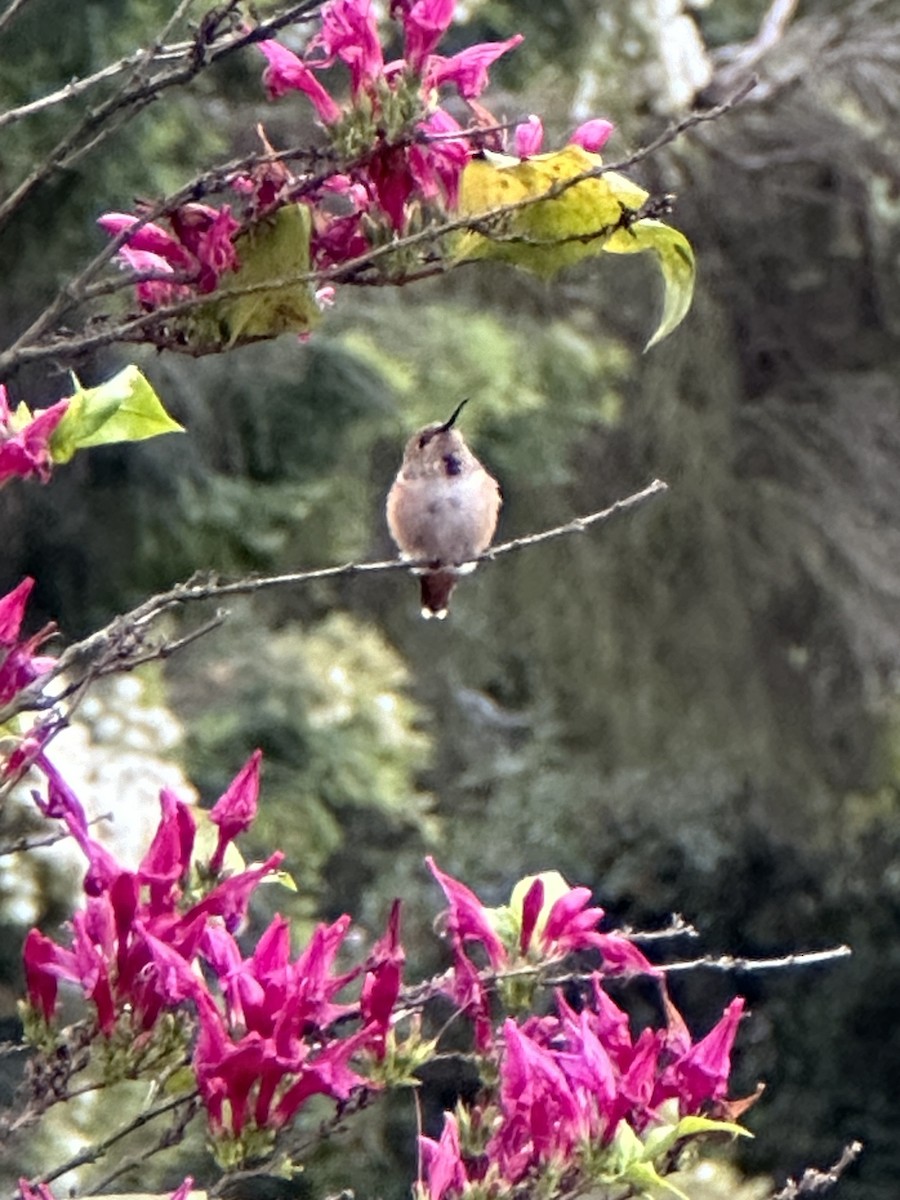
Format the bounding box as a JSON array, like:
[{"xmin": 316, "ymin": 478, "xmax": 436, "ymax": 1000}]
[
  {"xmin": 456, "ymin": 146, "xmax": 647, "ymax": 276},
  {"xmin": 193, "ymin": 204, "xmax": 320, "ymax": 349},
  {"xmin": 604, "ymin": 219, "xmax": 696, "ymax": 349},
  {"xmin": 453, "ymin": 146, "xmax": 695, "ymax": 347},
  {"xmin": 50, "ymin": 365, "xmax": 183, "ymax": 463}
]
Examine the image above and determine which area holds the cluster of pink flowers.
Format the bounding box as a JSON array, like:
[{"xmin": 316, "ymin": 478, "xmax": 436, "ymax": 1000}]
[
  {"xmin": 18, "ymin": 731, "xmax": 750, "ymax": 1180},
  {"xmin": 420, "ymin": 992, "xmax": 746, "ymax": 1200},
  {"xmin": 97, "ymin": 203, "xmax": 241, "ymax": 312},
  {"xmin": 21, "ymin": 749, "xmax": 403, "ymax": 1153},
  {"xmin": 98, "ymin": 0, "xmax": 615, "ymax": 320},
  {"xmin": 0, "ymin": 385, "xmax": 68, "ymax": 489},
  {"xmin": 420, "ymin": 860, "xmax": 748, "ymax": 1200},
  {"xmin": 427, "ymin": 857, "xmax": 658, "ymax": 1050}
]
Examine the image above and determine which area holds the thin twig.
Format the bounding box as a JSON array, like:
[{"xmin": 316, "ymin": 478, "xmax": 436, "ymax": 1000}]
[
  {"xmin": 48, "ymin": 478, "xmax": 668, "ymax": 676},
  {"xmin": 0, "ymin": 0, "xmax": 33, "ymax": 37},
  {"xmin": 82, "ymin": 1096, "xmax": 202, "ymax": 1196},
  {"xmin": 0, "ymin": 0, "xmax": 325, "ymax": 232},
  {"xmin": 624, "ymin": 914, "xmax": 700, "ymax": 943},
  {"xmin": 0, "ymin": 812, "xmax": 112, "ymax": 859},
  {"xmin": 770, "ymin": 1140, "xmax": 864, "ymax": 1199},
  {"xmin": 28, "ymin": 1091, "xmax": 196, "ymax": 1187},
  {"xmin": 655, "ymin": 945, "xmax": 853, "ymax": 974}
]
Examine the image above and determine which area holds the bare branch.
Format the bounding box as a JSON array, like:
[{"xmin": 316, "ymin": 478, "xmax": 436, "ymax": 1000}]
[
  {"xmin": 624, "ymin": 914, "xmax": 700, "ymax": 943},
  {"xmin": 24, "ymin": 1091, "xmax": 197, "ymax": 1187},
  {"xmin": 50, "ymin": 478, "xmax": 667, "ymax": 675},
  {"xmin": 770, "ymin": 1140, "xmax": 864, "ymax": 1199},
  {"xmin": 0, "ymin": 0, "xmax": 34, "ymax": 38},
  {"xmin": 0, "ymin": 0, "xmax": 326, "ymax": 232},
  {"xmin": 0, "ymin": 812, "xmax": 112, "ymax": 859},
  {"xmin": 656, "ymin": 944, "xmax": 853, "ymax": 974},
  {"xmin": 0, "ymin": 482, "xmax": 667, "ymax": 767}
]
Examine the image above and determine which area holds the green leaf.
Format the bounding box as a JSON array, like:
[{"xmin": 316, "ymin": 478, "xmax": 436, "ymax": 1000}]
[
  {"xmin": 453, "ymin": 147, "xmax": 695, "ymax": 348},
  {"xmin": 603, "ymin": 219, "xmax": 696, "ymax": 350},
  {"xmin": 193, "ymin": 204, "xmax": 321, "ymax": 348},
  {"xmin": 455, "ymin": 147, "xmax": 647, "ymax": 277},
  {"xmin": 623, "ymin": 1160, "xmax": 691, "ymax": 1200},
  {"xmin": 642, "ymin": 1113, "xmax": 751, "ymax": 1164},
  {"xmin": 670, "ymin": 1114, "xmax": 753, "ymax": 1141},
  {"xmin": 50, "ymin": 365, "xmax": 183, "ymax": 463}
]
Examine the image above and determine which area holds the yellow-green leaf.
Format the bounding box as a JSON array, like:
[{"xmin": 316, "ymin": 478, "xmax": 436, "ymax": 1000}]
[
  {"xmin": 604, "ymin": 219, "xmax": 696, "ymax": 349},
  {"xmin": 455, "ymin": 146, "xmax": 647, "ymax": 277},
  {"xmin": 50, "ymin": 365, "xmax": 183, "ymax": 463},
  {"xmin": 193, "ymin": 204, "xmax": 320, "ymax": 348},
  {"xmin": 671, "ymin": 1114, "xmax": 752, "ymax": 1141},
  {"xmin": 453, "ymin": 146, "xmax": 695, "ymax": 347}
]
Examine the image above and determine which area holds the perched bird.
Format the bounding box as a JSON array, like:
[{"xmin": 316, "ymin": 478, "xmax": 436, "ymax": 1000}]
[{"xmin": 386, "ymin": 400, "xmax": 502, "ymax": 619}]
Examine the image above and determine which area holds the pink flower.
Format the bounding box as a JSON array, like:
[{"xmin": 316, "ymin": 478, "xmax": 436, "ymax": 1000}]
[
  {"xmin": 401, "ymin": 0, "xmax": 454, "ymax": 71},
  {"xmin": 311, "ymin": 0, "xmax": 385, "ymax": 97},
  {"xmin": 367, "ymin": 142, "xmax": 416, "ymax": 230},
  {"xmin": 19, "ymin": 1180, "xmax": 57, "ymax": 1200},
  {"xmin": 256, "ymin": 39, "xmax": 342, "ymax": 123},
  {"xmin": 98, "ymin": 204, "xmax": 240, "ymax": 310},
  {"xmin": 0, "ymin": 578, "xmax": 56, "ymax": 706},
  {"xmin": 207, "ymin": 750, "xmax": 261, "ymax": 873},
  {"xmin": 310, "ymin": 175, "xmax": 372, "ymax": 267},
  {"xmin": 489, "ymin": 1018, "xmax": 582, "ymax": 1179},
  {"xmin": 514, "ymin": 115, "xmax": 543, "ymax": 158},
  {"xmin": 426, "ymin": 857, "xmax": 507, "ymax": 969},
  {"xmin": 138, "ymin": 788, "xmax": 196, "ymax": 910},
  {"xmin": 662, "ymin": 997, "xmax": 745, "ymax": 1114},
  {"xmin": 360, "ymin": 900, "xmax": 404, "ymax": 1056},
  {"xmin": 22, "ymin": 929, "xmax": 71, "ymax": 1022},
  {"xmin": 0, "ymin": 388, "xmax": 69, "ymax": 488},
  {"xmin": 191, "ymin": 851, "xmax": 284, "ymax": 933},
  {"xmin": 569, "ymin": 118, "xmax": 614, "ymax": 153},
  {"xmin": 170, "ymin": 204, "xmax": 240, "ymax": 283},
  {"xmin": 96, "ymin": 213, "xmax": 193, "ymax": 268},
  {"xmin": 539, "ymin": 883, "xmax": 606, "ymax": 956},
  {"xmin": 411, "ymin": 109, "xmax": 470, "ymax": 208},
  {"xmin": 424, "ymin": 35, "xmax": 523, "ymax": 100},
  {"xmin": 419, "ymin": 1112, "xmax": 467, "ymax": 1200}
]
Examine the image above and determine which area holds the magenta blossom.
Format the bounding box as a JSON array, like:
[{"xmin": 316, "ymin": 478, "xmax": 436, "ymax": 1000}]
[
  {"xmin": 426, "ymin": 856, "xmax": 507, "ymax": 969},
  {"xmin": 0, "ymin": 578, "xmax": 56, "ymax": 707},
  {"xmin": 360, "ymin": 899, "xmax": 405, "ymax": 1056},
  {"xmin": 418, "ymin": 1112, "xmax": 467, "ymax": 1200},
  {"xmin": 310, "ymin": 0, "xmax": 385, "ymax": 96},
  {"xmin": 570, "ymin": 118, "xmax": 614, "ymax": 152},
  {"xmin": 514, "ymin": 114, "xmax": 543, "ymax": 158},
  {"xmin": 208, "ymin": 749, "xmax": 262, "ymax": 873},
  {"xmin": 423, "ymin": 35, "xmax": 523, "ymax": 100},
  {"xmin": 511, "ymin": 115, "xmax": 614, "ymax": 158},
  {"xmin": 257, "ymin": 39, "xmax": 342, "ymax": 122},
  {"xmin": 401, "ymin": 0, "xmax": 455, "ymax": 71},
  {"xmin": 98, "ymin": 204, "xmax": 240, "ymax": 308},
  {"xmin": 0, "ymin": 387, "xmax": 69, "ymax": 488},
  {"xmin": 411, "ymin": 109, "xmax": 470, "ymax": 208}
]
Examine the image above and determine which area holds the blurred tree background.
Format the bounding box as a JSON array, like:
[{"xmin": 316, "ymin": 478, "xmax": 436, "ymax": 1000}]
[{"xmin": 2, "ymin": 1, "xmax": 900, "ymax": 1198}]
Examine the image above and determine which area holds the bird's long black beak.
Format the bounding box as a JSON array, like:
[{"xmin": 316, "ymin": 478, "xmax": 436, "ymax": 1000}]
[{"xmin": 439, "ymin": 398, "xmax": 468, "ymax": 432}]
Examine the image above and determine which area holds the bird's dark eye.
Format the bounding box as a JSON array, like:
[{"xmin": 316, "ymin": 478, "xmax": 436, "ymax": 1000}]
[{"xmin": 443, "ymin": 451, "xmax": 462, "ymax": 476}]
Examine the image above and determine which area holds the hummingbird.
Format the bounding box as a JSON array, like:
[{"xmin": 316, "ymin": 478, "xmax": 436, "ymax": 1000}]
[{"xmin": 386, "ymin": 400, "xmax": 502, "ymax": 619}]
